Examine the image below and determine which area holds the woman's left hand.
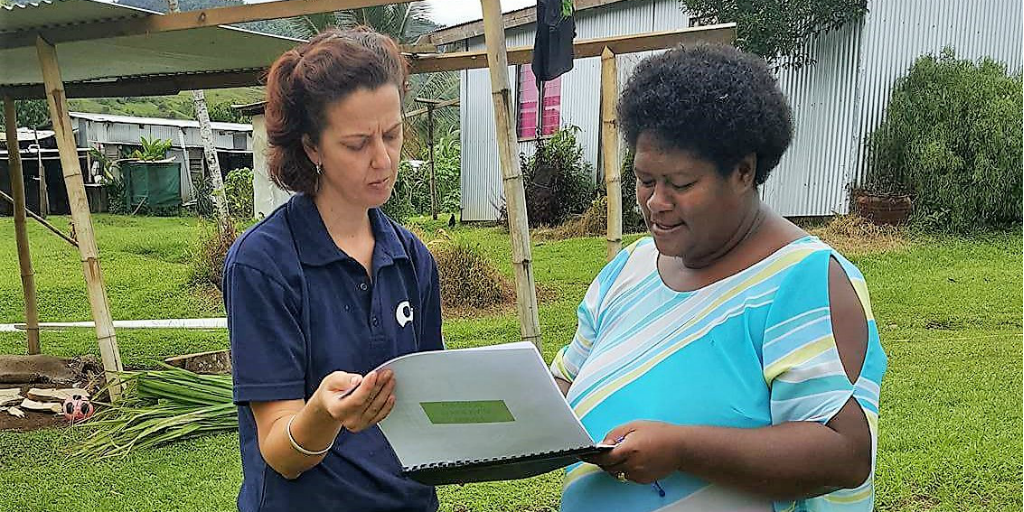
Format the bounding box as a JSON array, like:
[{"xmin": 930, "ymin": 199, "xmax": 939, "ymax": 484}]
[{"xmin": 583, "ymin": 420, "xmax": 687, "ymax": 484}]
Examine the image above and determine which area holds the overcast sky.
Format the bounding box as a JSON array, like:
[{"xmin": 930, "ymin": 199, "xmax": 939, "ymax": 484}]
[
  {"xmin": 423, "ymin": 0, "xmax": 535, "ymax": 27},
  {"xmin": 239, "ymin": 0, "xmax": 537, "ymax": 28}
]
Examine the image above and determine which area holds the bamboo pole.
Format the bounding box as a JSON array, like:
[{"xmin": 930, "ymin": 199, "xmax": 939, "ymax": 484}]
[
  {"xmin": 601, "ymin": 47, "xmax": 622, "ymax": 261},
  {"xmin": 34, "ymin": 129, "xmax": 48, "ymax": 217},
  {"xmin": 479, "ymin": 0, "xmax": 542, "ymax": 350},
  {"xmin": 35, "ymin": 36, "xmax": 123, "ymax": 400},
  {"xmin": 0, "ymin": 189, "xmax": 78, "ymax": 247},
  {"xmin": 427, "ymin": 104, "xmax": 437, "ymax": 220},
  {"xmin": 4, "ymin": 97, "xmax": 41, "ymax": 355}
]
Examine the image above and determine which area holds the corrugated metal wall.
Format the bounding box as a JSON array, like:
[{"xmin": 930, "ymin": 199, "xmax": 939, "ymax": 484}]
[
  {"xmin": 461, "ymin": 0, "xmax": 688, "ymax": 221},
  {"xmin": 767, "ymin": 21, "xmax": 865, "ymax": 216},
  {"xmin": 73, "ymin": 117, "xmax": 250, "ymax": 151},
  {"xmin": 460, "ymin": 0, "xmax": 1022, "ymax": 220},
  {"xmin": 852, "ymin": 0, "xmax": 1023, "ymax": 186}
]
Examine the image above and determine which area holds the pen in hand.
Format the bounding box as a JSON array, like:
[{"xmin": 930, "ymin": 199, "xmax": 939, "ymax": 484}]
[{"xmin": 610, "ymin": 434, "xmax": 666, "ymax": 497}]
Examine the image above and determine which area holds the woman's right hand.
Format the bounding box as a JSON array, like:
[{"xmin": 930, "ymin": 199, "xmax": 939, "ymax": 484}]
[{"xmin": 314, "ymin": 370, "xmax": 396, "ymax": 433}]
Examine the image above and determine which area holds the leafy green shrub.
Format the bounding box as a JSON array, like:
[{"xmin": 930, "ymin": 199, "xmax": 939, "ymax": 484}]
[
  {"xmin": 187, "ymin": 221, "xmax": 237, "ymax": 292},
  {"xmin": 515, "ymin": 126, "xmax": 596, "ymax": 227},
  {"xmin": 192, "ymin": 176, "xmax": 217, "ymax": 220},
  {"xmin": 224, "ymin": 168, "xmax": 254, "ymax": 221},
  {"xmin": 381, "ymin": 161, "xmax": 417, "ymax": 223},
  {"xmin": 433, "ymin": 131, "xmax": 462, "ymax": 214},
  {"xmin": 618, "ymin": 149, "xmax": 646, "ymax": 233},
  {"xmin": 104, "ymin": 177, "xmax": 130, "ymax": 215},
  {"xmin": 867, "ymin": 48, "xmax": 1023, "ymax": 233},
  {"xmin": 387, "ymin": 130, "xmax": 462, "ymax": 218},
  {"xmin": 130, "ymin": 136, "xmax": 172, "ymax": 161}
]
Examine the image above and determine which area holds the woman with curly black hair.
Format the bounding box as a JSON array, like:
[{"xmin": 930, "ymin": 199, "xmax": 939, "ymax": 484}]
[{"xmin": 549, "ymin": 45, "xmax": 887, "ymax": 512}]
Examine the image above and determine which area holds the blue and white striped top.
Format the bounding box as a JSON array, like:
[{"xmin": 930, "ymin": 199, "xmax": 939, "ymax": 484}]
[{"xmin": 551, "ymin": 236, "xmax": 887, "ymax": 512}]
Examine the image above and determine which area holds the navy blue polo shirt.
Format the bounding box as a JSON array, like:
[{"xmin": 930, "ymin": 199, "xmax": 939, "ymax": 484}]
[{"xmin": 223, "ymin": 193, "xmax": 442, "ymax": 512}]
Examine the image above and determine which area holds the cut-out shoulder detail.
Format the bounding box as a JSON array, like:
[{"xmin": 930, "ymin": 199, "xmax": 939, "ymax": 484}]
[{"xmin": 827, "ymin": 256, "xmax": 868, "ymax": 384}]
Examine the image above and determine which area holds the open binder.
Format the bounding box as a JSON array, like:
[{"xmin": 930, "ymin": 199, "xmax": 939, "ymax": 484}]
[{"xmin": 373, "ymin": 342, "xmax": 611, "ymax": 485}]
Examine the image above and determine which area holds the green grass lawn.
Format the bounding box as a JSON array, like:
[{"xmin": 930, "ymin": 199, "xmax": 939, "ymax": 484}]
[{"xmin": 0, "ymin": 215, "xmax": 1020, "ymax": 511}]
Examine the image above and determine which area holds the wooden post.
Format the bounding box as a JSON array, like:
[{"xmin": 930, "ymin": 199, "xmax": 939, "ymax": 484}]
[
  {"xmin": 427, "ymin": 104, "xmax": 437, "ymax": 220},
  {"xmin": 480, "ymin": 0, "xmax": 542, "ymax": 350},
  {"xmin": 34, "ymin": 128, "xmax": 48, "ymax": 217},
  {"xmin": 4, "ymin": 97, "xmax": 41, "ymax": 355},
  {"xmin": 35, "ymin": 36, "xmax": 123, "ymax": 399},
  {"xmin": 601, "ymin": 47, "xmax": 622, "ymax": 261},
  {"xmin": 536, "ymin": 80, "xmax": 545, "ymax": 138}
]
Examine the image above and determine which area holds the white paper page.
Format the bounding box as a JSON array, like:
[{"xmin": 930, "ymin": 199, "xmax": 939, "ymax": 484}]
[{"xmin": 377, "ymin": 342, "xmax": 594, "ymax": 469}]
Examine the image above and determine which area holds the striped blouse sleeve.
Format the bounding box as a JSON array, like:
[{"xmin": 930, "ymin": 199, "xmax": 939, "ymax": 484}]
[
  {"xmin": 550, "ymin": 245, "xmax": 634, "ymax": 383},
  {"xmin": 761, "ymin": 249, "xmax": 858, "ymax": 425}
]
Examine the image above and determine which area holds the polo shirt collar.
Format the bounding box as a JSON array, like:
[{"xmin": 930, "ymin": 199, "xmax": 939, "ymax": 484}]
[{"xmin": 288, "ymin": 193, "xmax": 409, "ymax": 267}]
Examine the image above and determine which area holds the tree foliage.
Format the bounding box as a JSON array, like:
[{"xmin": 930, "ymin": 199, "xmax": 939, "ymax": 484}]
[
  {"xmin": 682, "ymin": 0, "xmax": 868, "ymax": 69},
  {"xmin": 0, "ymin": 100, "xmax": 51, "ymax": 129},
  {"xmin": 866, "ymin": 48, "xmax": 1022, "ymax": 233}
]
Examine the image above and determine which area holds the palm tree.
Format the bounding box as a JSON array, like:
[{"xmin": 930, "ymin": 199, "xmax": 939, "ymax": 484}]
[{"xmin": 286, "ymin": 3, "xmax": 460, "ymax": 160}]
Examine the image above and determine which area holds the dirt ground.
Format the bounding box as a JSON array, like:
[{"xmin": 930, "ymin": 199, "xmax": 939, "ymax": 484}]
[{"xmin": 1, "ymin": 355, "xmax": 104, "ymax": 432}]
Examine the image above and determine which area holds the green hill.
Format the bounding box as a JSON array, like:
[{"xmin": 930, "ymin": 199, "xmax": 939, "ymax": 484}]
[{"xmin": 68, "ymin": 88, "xmax": 266, "ymax": 122}]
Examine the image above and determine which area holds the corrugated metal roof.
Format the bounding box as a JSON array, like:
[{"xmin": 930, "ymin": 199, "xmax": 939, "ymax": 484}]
[
  {"xmin": 0, "ymin": 0, "xmax": 299, "ymax": 89},
  {"xmin": 0, "ymin": 127, "xmax": 56, "ymax": 143},
  {"xmin": 69, "ymin": 112, "xmax": 252, "ymax": 132},
  {"xmin": 0, "ymin": 0, "xmax": 151, "ymax": 33}
]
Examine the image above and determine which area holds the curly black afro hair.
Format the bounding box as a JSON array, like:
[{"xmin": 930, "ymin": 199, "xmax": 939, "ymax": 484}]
[{"xmin": 618, "ymin": 44, "xmax": 793, "ymax": 185}]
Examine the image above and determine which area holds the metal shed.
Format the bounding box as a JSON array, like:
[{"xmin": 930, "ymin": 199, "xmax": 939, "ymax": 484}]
[{"xmin": 443, "ymin": 0, "xmax": 1023, "ymax": 221}]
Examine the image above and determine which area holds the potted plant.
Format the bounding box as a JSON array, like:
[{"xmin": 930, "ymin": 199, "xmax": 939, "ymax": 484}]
[
  {"xmin": 849, "ymin": 178, "xmax": 913, "ymax": 226},
  {"xmin": 855, "ymin": 122, "xmax": 915, "ymax": 226}
]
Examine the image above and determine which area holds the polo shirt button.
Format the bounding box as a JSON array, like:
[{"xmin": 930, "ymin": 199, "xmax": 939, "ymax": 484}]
[
  {"xmin": 372, "ymin": 317, "xmax": 379, "ymax": 327},
  {"xmin": 359, "ymin": 282, "xmax": 368, "ymax": 291}
]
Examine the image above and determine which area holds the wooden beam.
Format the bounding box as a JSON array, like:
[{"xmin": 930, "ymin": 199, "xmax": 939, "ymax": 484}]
[
  {"xmin": 409, "ymin": 24, "xmax": 738, "ymax": 74},
  {"xmin": 0, "ymin": 189, "xmax": 79, "ymax": 248},
  {"xmin": 405, "ymin": 98, "xmax": 459, "ymax": 119},
  {"xmin": 0, "ymin": 0, "xmax": 398, "ymax": 50},
  {"xmin": 0, "ymin": 69, "xmax": 264, "ymax": 100},
  {"xmin": 425, "ymin": 0, "xmax": 628, "ymax": 46},
  {"xmin": 600, "ymin": 48, "xmax": 622, "ymax": 261},
  {"xmin": 479, "ymin": 0, "xmax": 541, "ymax": 350},
  {"xmin": 0, "ymin": 25, "xmax": 736, "ymax": 101},
  {"xmin": 35, "ymin": 36, "xmax": 124, "ymax": 400},
  {"xmin": 3, "ymin": 97, "xmax": 41, "ymax": 355}
]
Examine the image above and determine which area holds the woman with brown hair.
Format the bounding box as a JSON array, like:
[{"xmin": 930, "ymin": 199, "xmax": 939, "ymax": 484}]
[{"xmin": 223, "ymin": 28, "xmax": 443, "ymax": 512}]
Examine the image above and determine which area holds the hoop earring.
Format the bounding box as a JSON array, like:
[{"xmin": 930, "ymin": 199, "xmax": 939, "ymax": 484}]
[{"xmin": 315, "ymin": 161, "xmax": 323, "ymax": 176}]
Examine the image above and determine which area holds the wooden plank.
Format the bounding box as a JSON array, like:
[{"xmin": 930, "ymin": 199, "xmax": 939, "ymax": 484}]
[
  {"xmin": 3, "ymin": 97, "xmax": 41, "ymax": 355},
  {"xmin": 20, "ymin": 398, "xmax": 62, "ymax": 413},
  {"xmin": 600, "ymin": 48, "xmax": 622, "ymax": 261},
  {"xmin": 479, "ymin": 0, "xmax": 541, "ymax": 350},
  {"xmin": 0, "ymin": 69, "xmax": 264, "ymax": 100},
  {"xmin": 1, "ymin": 0, "xmax": 397, "ymax": 50},
  {"xmin": 0, "ymin": 388, "xmax": 22, "ymax": 407},
  {"xmin": 410, "ymin": 24, "xmax": 738, "ymax": 74},
  {"xmin": 26, "ymin": 387, "xmax": 89, "ymax": 402},
  {"xmin": 164, "ymin": 350, "xmax": 231, "ymax": 374},
  {"xmin": 35, "ymin": 36, "xmax": 124, "ymax": 401}
]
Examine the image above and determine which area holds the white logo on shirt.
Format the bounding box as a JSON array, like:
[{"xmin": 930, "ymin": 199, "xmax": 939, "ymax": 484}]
[{"xmin": 396, "ymin": 301, "xmax": 414, "ymax": 328}]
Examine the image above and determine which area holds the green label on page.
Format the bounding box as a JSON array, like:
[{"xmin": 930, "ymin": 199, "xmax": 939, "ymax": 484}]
[{"xmin": 419, "ymin": 400, "xmax": 515, "ymax": 425}]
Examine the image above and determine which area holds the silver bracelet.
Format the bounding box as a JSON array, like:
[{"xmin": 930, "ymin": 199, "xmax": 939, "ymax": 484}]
[{"xmin": 286, "ymin": 415, "xmax": 332, "ymax": 456}]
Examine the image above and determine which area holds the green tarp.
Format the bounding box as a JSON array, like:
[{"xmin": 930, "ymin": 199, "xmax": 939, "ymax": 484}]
[{"xmin": 121, "ymin": 161, "xmax": 181, "ymax": 214}]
